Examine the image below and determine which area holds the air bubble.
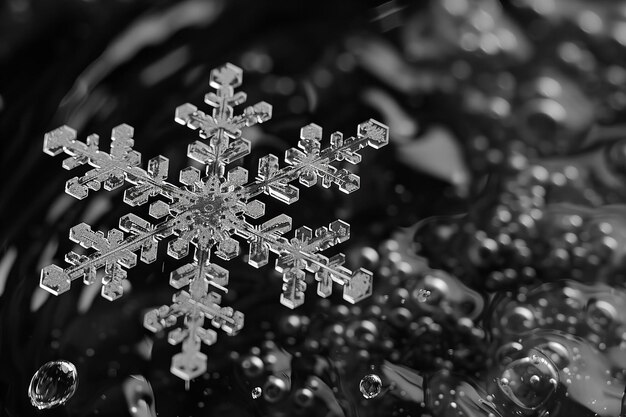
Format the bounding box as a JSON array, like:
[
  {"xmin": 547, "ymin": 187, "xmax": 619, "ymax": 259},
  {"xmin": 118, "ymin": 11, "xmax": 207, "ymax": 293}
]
[{"xmin": 251, "ymin": 386, "xmax": 262, "ymax": 399}]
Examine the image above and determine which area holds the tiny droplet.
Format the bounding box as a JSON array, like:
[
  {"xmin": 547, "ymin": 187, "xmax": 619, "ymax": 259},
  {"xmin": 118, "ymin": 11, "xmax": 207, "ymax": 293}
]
[
  {"xmin": 360, "ymin": 374, "xmax": 382, "ymax": 399},
  {"xmin": 416, "ymin": 289, "xmax": 431, "ymax": 303},
  {"xmin": 252, "ymin": 386, "xmax": 262, "ymax": 399},
  {"xmin": 28, "ymin": 360, "xmax": 78, "ymax": 409}
]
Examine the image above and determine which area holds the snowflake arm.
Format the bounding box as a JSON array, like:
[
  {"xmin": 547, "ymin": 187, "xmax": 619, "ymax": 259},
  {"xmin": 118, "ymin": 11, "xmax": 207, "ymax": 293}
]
[
  {"xmin": 143, "ymin": 248, "xmax": 243, "ymax": 381},
  {"xmin": 174, "ymin": 63, "xmax": 272, "ymax": 172},
  {"xmin": 236, "ymin": 218, "xmax": 373, "ymax": 309},
  {"xmin": 244, "ymin": 119, "xmax": 389, "ymax": 203},
  {"xmin": 43, "ymin": 124, "xmax": 191, "ymax": 202},
  {"xmin": 40, "ymin": 214, "xmax": 175, "ymax": 299}
]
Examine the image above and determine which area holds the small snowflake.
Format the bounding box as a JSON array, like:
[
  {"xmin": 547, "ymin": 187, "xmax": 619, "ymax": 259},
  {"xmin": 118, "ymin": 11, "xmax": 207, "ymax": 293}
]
[{"xmin": 40, "ymin": 63, "xmax": 389, "ymax": 381}]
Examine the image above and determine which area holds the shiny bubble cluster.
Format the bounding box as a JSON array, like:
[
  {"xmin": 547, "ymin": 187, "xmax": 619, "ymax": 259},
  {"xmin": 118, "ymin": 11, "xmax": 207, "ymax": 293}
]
[
  {"xmin": 491, "ymin": 281, "xmax": 626, "ymax": 352},
  {"xmin": 297, "ymin": 235, "xmax": 487, "ymax": 374}
]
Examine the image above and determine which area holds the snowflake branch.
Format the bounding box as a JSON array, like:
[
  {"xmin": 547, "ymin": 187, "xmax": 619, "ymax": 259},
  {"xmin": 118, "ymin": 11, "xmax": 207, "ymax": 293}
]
[
  {"xmin": 40, "ymin": 214, "xmax": 176, "ymax": 298},
  {"xmin": 245, "ymin": 119, "xmax": 389, "ymax": 201}
]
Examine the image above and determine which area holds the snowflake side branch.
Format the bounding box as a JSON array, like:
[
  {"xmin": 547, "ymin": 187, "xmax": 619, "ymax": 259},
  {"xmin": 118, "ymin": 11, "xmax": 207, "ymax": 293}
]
[
  {"xmin": 40, "ymin": 214, "xmax": 176, "ymax": 299},
  {"xmin": 145, "ymin": 248, "xmax": 243, "ymax": 333},
  {"xmin": 235, "ymin": 218, "xmax": 373, "ymax": 308},
  {"xmin": 144, "ymin": 247, "xmax": 244, "ymax": 380},
  {"xmin": 174, "ymin": 63, "xmax": 272, "ymax": 171},
  {"xmin": 244, "ymin": 119, "xmax": 389, "ymax": 202},
  {"xmin": 44, "ymin": 124, "xmax": 193, "ymax": 202}
]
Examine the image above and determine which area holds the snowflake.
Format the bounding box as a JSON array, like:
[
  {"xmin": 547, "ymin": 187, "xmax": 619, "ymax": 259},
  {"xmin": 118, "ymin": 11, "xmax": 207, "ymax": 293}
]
[{"xmin": 40, "ymin": 63, "xmax": 389, "ymax": 381}]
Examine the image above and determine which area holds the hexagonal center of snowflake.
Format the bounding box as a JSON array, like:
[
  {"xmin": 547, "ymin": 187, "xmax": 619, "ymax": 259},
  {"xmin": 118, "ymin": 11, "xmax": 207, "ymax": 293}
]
[
  {"xmin": 197, "ymin": 196, "xmax": 222, "ymax": 215},
  {"xmin": 191, "ymin": 192, "xmax": 242, "ymax": 229}
]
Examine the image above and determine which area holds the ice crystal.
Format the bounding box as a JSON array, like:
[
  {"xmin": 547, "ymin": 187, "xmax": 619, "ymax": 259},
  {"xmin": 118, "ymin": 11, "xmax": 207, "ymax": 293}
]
[{"xmin": 40, "ymin": 63, "xmax": 389, "ymax": 381}]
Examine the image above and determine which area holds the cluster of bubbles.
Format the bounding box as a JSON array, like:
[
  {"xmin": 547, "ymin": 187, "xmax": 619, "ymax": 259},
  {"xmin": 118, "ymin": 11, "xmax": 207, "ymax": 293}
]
[{"xmin": 32, "ymin": 236, "xmax": 626, "ymax": 415}]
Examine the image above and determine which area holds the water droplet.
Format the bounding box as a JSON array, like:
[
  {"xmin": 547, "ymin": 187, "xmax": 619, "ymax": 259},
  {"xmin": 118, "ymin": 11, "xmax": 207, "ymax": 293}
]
[
  {"xmin": 360, "ymin": 374, "xmax": 382, "ymax": 399},
  {"xmin": 28, "ymin": 360, "xmax": 78, "ymax": 409},
  {"xmin": 251, "ymin": 386, "xmax": 262, "ymax": 399},
  {"xmin": 263, "ymin": 376, "xmax": 288, "ymax": 403},
  {"xmin": 586, "ymin": 299, "xmax": 617, "ymax": 332},
  {"xmin": 241, "ymin": 355, "xmax": 265, "ymax": 378},
  {"xmin": 502, "ymin": 306, "xmax": 536, "ymax": 332},
  {"xmin": 497, "ymin": 354, "xmax": 558, "ymax": 410},
  {"xmin": 416, "ymin": 289, "xmax": 431, "ymax": 302},
  {"xmin": 293, "ymin": 387, "xmax": 315, "ymax": 407},
  {"xmin": 536, "ymin": 341, "xmax": 570, "ymax": 369}
]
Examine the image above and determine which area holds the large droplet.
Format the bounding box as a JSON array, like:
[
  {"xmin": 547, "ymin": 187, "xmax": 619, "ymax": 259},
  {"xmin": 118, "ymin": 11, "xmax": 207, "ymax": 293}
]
[
  {"xmin": 497, "ymin": 353, "xmax": 558, "ymax": 410},
  {"xmin": 360, "ymin": 374, "xmax": 382, "ymax": 399},
  {"xmin": 28, "ymin": 360, "xmax": 78, "ymax": 409}
]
